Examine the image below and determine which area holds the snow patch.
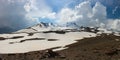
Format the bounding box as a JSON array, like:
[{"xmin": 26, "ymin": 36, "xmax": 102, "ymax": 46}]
[{"xmin": 0, "ymin": 32, "xmax": 96, "ymax": 54}]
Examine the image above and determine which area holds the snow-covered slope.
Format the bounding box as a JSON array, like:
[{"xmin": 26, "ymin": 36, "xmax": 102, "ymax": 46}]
[
  {"xmin": 16, "ymin": 22, "xmax": 75, "ymax": 33},
  {"xmin": 16, "ymin": 23, "xmax": 56, "ymax": 33},
  {"xmin": 0, "ymin": 23, "xmax": 119, "ymax": 54},
  {"xmin": 0, "ymin": 32, "xmax": 96, "ymax": 54},
  {"xmin": 0, "ymin": 23, "xmax": 98, "ymax": 54}
]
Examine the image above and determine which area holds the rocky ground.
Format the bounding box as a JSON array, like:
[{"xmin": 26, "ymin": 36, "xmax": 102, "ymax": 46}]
[{"xmin": 0, "ymin": 34, "xmax": 120, "ymax": 60}]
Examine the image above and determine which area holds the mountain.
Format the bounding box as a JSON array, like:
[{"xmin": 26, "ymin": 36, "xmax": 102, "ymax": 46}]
[
  {"xmin": 15, "ymin": 22, "xmax": 120, "ymax": 35},
  {"xmin": 0, "ymin": 22, "xmax": 98, "ymax": 54},
  {"xmin": 0, "ymin": 22, "xmax": 119, "ymax": 54},
  {"xmin": 15, "ymin": 22, "xmax": 60, "ymax": 33},
  {"xmin": 34, "ymin": 22, "xmax": 56, "ymax": 28},
  {"xmin": 66, "ymin": 22, "xmax": 80, "ymax": 28}
]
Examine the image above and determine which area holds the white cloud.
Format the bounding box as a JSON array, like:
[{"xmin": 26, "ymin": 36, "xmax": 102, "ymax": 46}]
[
  {"xmin": 92, "ymin": 2, "xmax": 107, "ymax": 22},
  {"xmin": 75, "ymin": 1, "xmax": 92, "ymax": 17},
  {"xmin": 75, "ymin": 1, "xmax": 107, "ymax": 27},
  {"xmin": 57, "ymin": 8, "xmax": 78, "ymax": 23},
  {"xmin": 46, "ymin": 12, "xmax": 56, "ymax": 19},
  {"xmin": 112, "ymin": 6, "xmax": 118, "ymax": 14},
  {"xmin": 75, "ymin": 1, "xmax": 94, "ymax": 27},
  {"xmin": 57, "ymin": 1, "xmax": 120, "ymax": 31},
  {"xmin": 25, "ymin": 0, "xmax": 56, "ymax": 20},
  {"xmin": 24, "ymin": 2, "xmax": 31, "ymax": 12},
  {"xmin": 0, "ymin": 0, "xmax": 56, "ymax": 30},
  {"xmin": 57, "ymin": 1, "xmax": 104, "ymax": 27},
  {"xmin": 107, "ymin": 19, "xmax": 120, "ymax": 31}
]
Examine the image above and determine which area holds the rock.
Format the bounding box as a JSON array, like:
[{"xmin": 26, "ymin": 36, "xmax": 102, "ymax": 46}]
[
  {"xmin": 0, "ymin": 58, "xmax": 2, "ymax": 60},
  {"xmin": 9, "ymin": 36, "xmax": 24, "ymax": 39},
  {"xmin": 55, "ymin": 31, "xmax": 66, "ymax": 34},
  {"xmin": 47, "ymin": 39, "xmax": 58, "ymax": 41},
  {"xmin": 40, "ymin": 49, "xmax": 60, "ymax": 59},
  {"xmin": 0, "ymin": 37, "xmax": 6, "ymax": 40},
  {"xmin": 104, "ymin": 49, "xmax": 118, "ymax": 56},
  {"xmin": 59, "ymin": 55, "xmax": 66, "ymax": 59},
  {"xmin": 116, "ymin": 48, "xmax": 120, "ymax": 51},
  {"xmin": 115, "ymin": 39, "xmax": 120, "ymax": 41},
  {"xmin": 93, "ymin": 50, "xmax": 99, "ymax": 53},
  {"xmin": 27, "ymin": 33, "xmax": 34, "ymax": 36}
]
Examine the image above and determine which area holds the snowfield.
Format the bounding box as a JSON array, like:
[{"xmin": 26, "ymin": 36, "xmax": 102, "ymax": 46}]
[
  {"xmin": 0, "ymin": 23, "xmax": 119, "ymax": 54},
  {"xmin": 0, "ymin": 32, "xmax": 96, "ymax": 54}
]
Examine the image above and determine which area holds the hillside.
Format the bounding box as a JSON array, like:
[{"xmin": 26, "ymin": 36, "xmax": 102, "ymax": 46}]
[{"xmin": 0, "ymin": 23, "xmax": 119, "ymax": 60}]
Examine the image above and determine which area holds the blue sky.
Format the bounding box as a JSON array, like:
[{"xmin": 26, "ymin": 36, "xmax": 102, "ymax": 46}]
[
  {"xmin": 0, "ymin": 0, "xmax": 120, "ymax": 33},
  {"xmin": 44, "ymin": 0, "xmax": 120, "ymax": 19}
]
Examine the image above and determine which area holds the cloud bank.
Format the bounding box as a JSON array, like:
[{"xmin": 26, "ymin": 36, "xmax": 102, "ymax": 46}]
[
  {"xmin": 0, "ymin": 0, "xmax": 38, "ymax": 30},
  {"xmin": 57, "ymin": 1, "xmax": 106, "ymax": 26},
  {"xmin": 0, "ymin": 0, "xmax": 55, "ymax": 33},
  {"xmin": 57, "ymin": 1, "xmax": 120, "ymax": 31}
]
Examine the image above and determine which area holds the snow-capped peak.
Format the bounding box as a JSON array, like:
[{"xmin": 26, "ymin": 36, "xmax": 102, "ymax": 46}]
[
  {"xmin": 34, "ymin": 22, "xmax": 56, "ymax": 28},
  {"xmin": 15, "ymin": 22, "xmax": 58, "ymax": 33}
]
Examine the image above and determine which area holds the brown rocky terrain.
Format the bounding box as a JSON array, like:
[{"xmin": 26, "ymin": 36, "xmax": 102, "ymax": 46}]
[{"xmin": 0, "ymin": 34, "xmax": 120, "ymax": 60}]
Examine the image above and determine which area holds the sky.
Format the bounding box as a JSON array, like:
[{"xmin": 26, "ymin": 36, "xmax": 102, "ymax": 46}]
[{"xmin": 0, "ymin": 0, "xmax": 120, "ymax": 33}]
